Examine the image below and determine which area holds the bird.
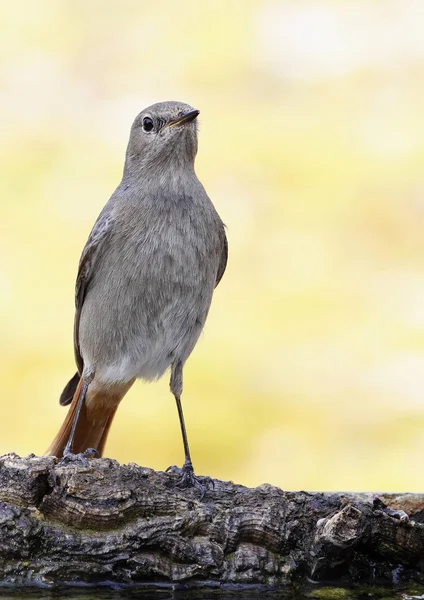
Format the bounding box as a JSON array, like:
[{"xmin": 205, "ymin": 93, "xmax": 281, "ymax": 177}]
[{"xmin": 47, "ymin": 101, "xmax": 228, "ymax": 492}]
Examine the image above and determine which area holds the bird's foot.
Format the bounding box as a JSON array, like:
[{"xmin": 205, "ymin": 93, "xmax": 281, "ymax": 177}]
[
  {"xmin": 58, "ymin": 447, "xmax": 99, "ymax": 467},
  {"xmin": 166, "ymin": 462, "xmax": 213, "ymax": 499}
]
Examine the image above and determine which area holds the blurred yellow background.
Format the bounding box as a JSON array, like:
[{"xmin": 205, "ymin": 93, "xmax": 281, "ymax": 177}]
[{"xmin": 1, "ymin": 0, "xmax": 424, "ymax": 492}]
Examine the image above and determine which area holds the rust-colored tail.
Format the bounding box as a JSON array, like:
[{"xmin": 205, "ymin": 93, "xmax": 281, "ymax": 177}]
[{"xmin": 47, "ymin": 376, "xmax": 133, "ymax": 458}]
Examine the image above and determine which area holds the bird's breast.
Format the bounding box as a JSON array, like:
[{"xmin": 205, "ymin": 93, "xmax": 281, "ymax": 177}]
[{"xmin": 78, "ymin": 196, "xmax": 221, "ymax": 383}]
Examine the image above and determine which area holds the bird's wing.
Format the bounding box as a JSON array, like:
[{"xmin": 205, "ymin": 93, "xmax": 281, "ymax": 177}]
[
  {"xmin": 215, "ymin": 227, "xmax": 228, "ymax": 287},
  {"xmin": 73, "ymin": 206, "xmax": 114, "ymax": 374}
]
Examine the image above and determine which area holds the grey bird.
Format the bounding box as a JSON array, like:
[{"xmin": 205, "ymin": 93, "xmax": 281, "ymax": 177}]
[{"xmin": 47, "ymin": 101, "xmax": 228, "ymax": 491}]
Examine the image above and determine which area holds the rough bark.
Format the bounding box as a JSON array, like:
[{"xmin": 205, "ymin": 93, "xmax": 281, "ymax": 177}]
[{"xmin": 0, "ymin": 453, "xmax": 423, "ymax": 588}]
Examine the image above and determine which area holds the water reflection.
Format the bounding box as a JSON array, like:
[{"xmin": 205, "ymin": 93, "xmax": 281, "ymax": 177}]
[{"xmin": 0, "ymin": 583, "xmax": 423, "ymax": 600}]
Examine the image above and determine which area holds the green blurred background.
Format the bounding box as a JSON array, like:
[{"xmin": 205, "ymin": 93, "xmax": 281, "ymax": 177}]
[{"xmin": 1, "ymin": 0, "xmax": 424, "ymax": 492}]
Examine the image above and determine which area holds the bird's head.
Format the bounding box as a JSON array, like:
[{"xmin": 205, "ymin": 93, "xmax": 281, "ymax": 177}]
[{"xmin": 125, "ymin": 101, "xmax": 200, "ymax": 177}]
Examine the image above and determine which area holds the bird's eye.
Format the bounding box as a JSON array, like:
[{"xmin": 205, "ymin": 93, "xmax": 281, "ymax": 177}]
[{"xmin": 142, "ymin": 117, "xmax": 154, "ymax": 133}]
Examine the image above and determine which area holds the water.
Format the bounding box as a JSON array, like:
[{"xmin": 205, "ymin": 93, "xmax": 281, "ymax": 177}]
[{"xmin": 0, "ymin": 583, "xmax": 422, "ymax": 600}]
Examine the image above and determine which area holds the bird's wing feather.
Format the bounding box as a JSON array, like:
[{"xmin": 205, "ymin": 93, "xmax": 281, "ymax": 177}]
[
  {"xmin": 215, "ymin": 227, "xmax": 228, "ymax": 287},
  {"xmin": 74, "ymin": 207, "xmax": 114, "ymax": 374}
]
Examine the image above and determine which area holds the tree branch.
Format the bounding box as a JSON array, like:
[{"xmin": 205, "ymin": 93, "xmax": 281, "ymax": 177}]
[{"xmin": 0, "ymin": 453, "xmax": 423, "ymax": 588}]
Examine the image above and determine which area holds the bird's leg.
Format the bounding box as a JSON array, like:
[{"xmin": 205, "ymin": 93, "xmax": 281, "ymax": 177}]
[
  {"xmin": 166, "ymin": 361, "xmax": 211, "ymax": 498},
  {"xmin": 59, "ymin": 371, "xmax": 99, "ymax": 466}
]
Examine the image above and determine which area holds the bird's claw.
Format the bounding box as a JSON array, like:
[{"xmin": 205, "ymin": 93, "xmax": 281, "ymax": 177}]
[
  {"xmin": 166, "ymin": 462, "xmax": 213, "ymax": 499},
  {"xmin": 58, "ymin": 447, "xmax": 99, "ymax": 467}
]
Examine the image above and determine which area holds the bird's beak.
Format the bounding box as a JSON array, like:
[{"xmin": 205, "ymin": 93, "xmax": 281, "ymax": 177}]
[{"xmin": 167, "ymin": 109, "xmax": 200, "ymax": 128}]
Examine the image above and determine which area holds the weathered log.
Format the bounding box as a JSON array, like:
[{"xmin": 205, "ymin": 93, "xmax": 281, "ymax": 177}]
[{"xmin": 0, "ymin": 452, "xmax": 423, "ymax": 588}]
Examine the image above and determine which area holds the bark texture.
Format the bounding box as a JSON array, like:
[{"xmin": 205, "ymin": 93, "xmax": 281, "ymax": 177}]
[{"xmin": 0, "ymin": 453, "xmax": 423, "ymax": 588}]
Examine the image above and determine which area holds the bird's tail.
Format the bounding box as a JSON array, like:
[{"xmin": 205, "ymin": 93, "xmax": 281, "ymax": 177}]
[{"xmin": 47, "ymin": 376, "xmax": 133, "ymax": 458}]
